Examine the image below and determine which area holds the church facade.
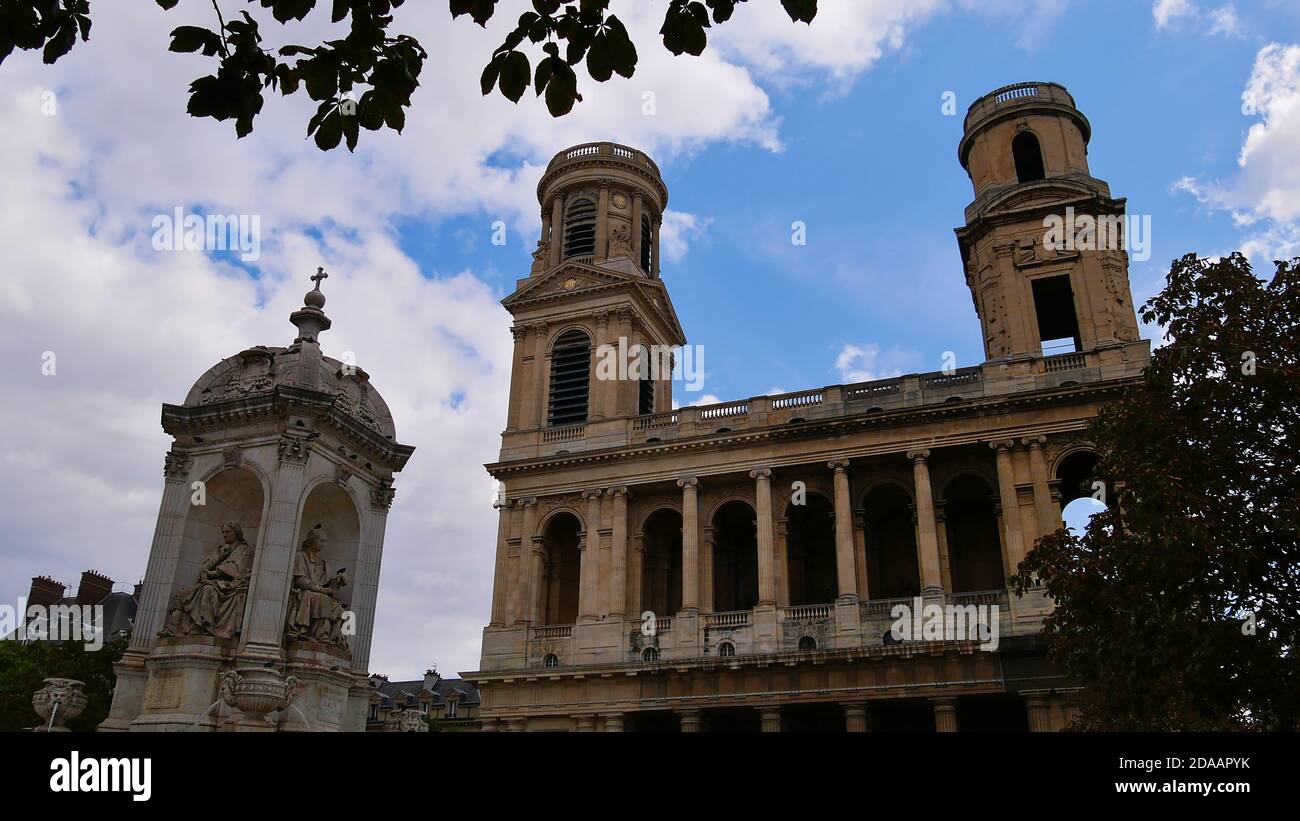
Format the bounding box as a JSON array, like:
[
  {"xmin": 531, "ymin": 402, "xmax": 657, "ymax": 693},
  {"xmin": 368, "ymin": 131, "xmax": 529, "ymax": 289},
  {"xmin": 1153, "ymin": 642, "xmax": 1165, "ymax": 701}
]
[{"xmin": 464, "ymin": 82, "xmax": 1149, "ymax": 732}]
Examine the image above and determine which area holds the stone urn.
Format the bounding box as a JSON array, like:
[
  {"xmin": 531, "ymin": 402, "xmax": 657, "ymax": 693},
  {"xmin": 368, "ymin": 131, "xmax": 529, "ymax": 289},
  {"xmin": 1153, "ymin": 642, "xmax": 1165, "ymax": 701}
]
[
  {"xmin": 32, "ymin": 678, "xmax": 87, "ymax": 732},
  {"xmin": 220, "ymin": 668, "xmax": 298, "ymax": 732}
]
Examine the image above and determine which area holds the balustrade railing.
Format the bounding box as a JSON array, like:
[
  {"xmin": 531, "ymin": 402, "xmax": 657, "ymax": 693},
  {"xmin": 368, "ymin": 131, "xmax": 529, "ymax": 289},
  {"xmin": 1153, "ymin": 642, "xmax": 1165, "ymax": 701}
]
[
  {"xmin": 542, "ymin": 423, "xmax": 586, "ymax": 443},
  {"xmin": 1044, "ymin": 352, "xmax": 1086, "ymax": 372},
  {"xmin": 533, "ymin": 624, "xmax": 573, "ymax": 639},
  {"xmin": 784, "ymin": 604, "xmax": 832, "ymax": 621},
  {"xmin": 705, "ymin": 610, "xmax": 750, "ymax": 628}
]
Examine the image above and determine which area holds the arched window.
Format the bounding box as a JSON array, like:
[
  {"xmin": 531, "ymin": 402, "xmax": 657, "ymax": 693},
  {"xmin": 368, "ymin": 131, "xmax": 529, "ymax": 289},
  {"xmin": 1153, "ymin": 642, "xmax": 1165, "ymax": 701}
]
[
  {"xmin": 717, "ymin": 641, "xmax": 736, "ymax": 658},
  {"xmin": 642, "ymin": 647, "xmax": 660, "ymax": 662},
  {"xmin": 539, "ymin": 512, "xmax": 582, "ymax": 624},
  {"xmin": 712, "ymin": 500, "xmax": 760, "ymax": 612},
  {"xmin": 864, "ymin": 483, "xmax": 920, "ymax": 600},
  {"xmin": 944, "ymin": 475, "xmax": 1005, "ymax": 592},
  {"xmin": 548, "ymin": 329, "xmax": 591, "ymax": 427},
  {"xmin": 786, "ymin": 493, "xmax": 837, "ymax": 606},
  {"xmin": 798, "ymin": 636, "xmax": 818, "ymax": 652},
  {"xmin": 640, "ymin": 213, "xmax": 653, "ymax": 272},
  {"xmin": 641, "ymin": 508, "xmax": 683, "ymax": 617},
  {"xmin": 543, "ymin": 653, "xmax": 559, "ymax": 668},
  {"xmin": 1013, "ymin": 131, "xmax": 1046, "ymax": 183},
  {"xmin": 562, "ymin": 198, "xmax": 597, "ymax": 259}
]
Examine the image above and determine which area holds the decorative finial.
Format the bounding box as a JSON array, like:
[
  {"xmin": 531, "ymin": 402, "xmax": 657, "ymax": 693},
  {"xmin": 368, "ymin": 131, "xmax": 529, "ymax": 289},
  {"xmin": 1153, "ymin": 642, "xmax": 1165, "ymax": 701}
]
[
  {"xmin": 311, "ymin": 267, "xmax": 329, "ymax": 292},
  {"xmin": 291, "ymin": 266, "xmax": 332, "ymax": 343}
]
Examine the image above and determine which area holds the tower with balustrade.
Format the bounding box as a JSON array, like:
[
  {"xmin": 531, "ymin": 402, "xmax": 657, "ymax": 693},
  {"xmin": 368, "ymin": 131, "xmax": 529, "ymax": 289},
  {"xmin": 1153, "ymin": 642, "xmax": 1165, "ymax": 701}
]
[{"xmin": 466, "ymin": 82, "xmax": 1150, "ymax": 733}]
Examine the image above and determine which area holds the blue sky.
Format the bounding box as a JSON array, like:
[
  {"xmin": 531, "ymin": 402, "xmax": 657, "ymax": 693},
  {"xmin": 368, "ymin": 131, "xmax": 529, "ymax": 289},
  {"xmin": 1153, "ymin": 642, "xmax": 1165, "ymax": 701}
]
[
  {"xmin": 411, "ymin": 0, "xmax": 1298, "ymax": 407},
  {"xmin": 2, "ymin": 0, "xmax": 1297, "ymax": 678}
]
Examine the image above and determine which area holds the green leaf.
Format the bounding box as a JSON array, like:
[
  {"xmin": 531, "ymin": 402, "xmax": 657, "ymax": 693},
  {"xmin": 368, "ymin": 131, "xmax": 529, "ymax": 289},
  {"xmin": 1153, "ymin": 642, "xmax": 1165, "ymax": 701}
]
[
  {"xmin": 314, "ymin": 109, "xmax": 343, "ymax": 150},
  {"xmin": 169, "ymin": 26, "xmax": 223, "ymax": 56},
  {"xmin": 780, "ymin": 0, "xmax": 817, "ymax": 24},
  {"xmin": 498, "ymin": 50, "xmax": 530, "ymax": 102}
]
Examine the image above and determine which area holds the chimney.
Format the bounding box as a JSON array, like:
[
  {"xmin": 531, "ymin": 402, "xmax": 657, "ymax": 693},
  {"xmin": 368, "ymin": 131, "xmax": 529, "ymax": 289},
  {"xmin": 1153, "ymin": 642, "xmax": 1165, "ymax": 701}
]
[
  {"xmin": 424, "ymin": 667, "xmax": 441, "ymax": 692},
  {"xmin": 132, "ymin": 580, "xmax": 144, "ymax": 601},
  {"xmin": 28, "ymin": 576, "xmax": 65, "ymax": 608},
  {"xmin": 76, "ymin": 570, "xmax": 114, "ymax": 606}
]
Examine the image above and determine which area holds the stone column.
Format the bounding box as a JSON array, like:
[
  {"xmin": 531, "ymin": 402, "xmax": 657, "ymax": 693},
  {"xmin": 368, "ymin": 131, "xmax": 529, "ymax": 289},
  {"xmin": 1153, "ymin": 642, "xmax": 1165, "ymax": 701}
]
[
  {"xmin": 932, "ymin": 697, "xmax": 959, "ymax": 732},
  {"xmin": 829, "ymin": 460, "xmax": 858, "ymax": 600},
  {"xmin": 548, "ymin": 195, "xmax": 564, "ymax": 268},
  {"xmin": 239, "ymin": 436, "xmax": 311, "ymax": 659},
  {"xmin": 615, "ymin": 310, "xmax": 633, "ymax": 417},
  {"xmin": 990, "ymin": 440, "xmax": 1024, "ymax": 578},
  {"xmin": 1025, "ymin": 694, "xmax": 1052, "ymax": 732},
  {"xmin": 608, "ymin": 486, "xmax": 629, "ymax": 618},
  {"xmin": 631, "ymin": 192, "xmax": 644, "ymax": 266},
  {"xmin": 908, "ymin": 449, "xmax": 944, "ymax": 597},
  {"xmin": 844, "ymin": 702, "xmax": 869, "ymax": 732},
  {"xmin": 528, "ymin": 322, "xmax": 549, "ymax": 429},
  {"xmin": 489, "ymin": 500, "xmax": 512, "ymax": 627},
  {"xmin": 759, "ymin": 707, "xmax": 782, "ymax": 733},
  {"xmin": 679, "ymin": 709, "xmax": 701, "ymax": 733},
  {"xmin": 603, "ymin": 712, "xmax": 625, "ymax": 732},
  {"xmin": 678, "ymin": 477, "xmax": 699, "ymax": 613},
  {"xmin": 130, "ymin": 450, "xmax": 194, "ymax": 650},
  {"xmin": 751, "ymin": 468, "xmax": 776, "ymax": 606},
  {"xmin": 515, "ymin": 498, "xmax": 538, "ymax": 624},
  {"xmin": 505, "ymin": 326, "xmax": 526, "ymax": 432},
  {"xmin": 629, "ymin": 534, "xmax": 645, "ymax": 618},
  {"xmin": 579, "ymin": 489, "xmax": 603, "ymax": 621},
  {"xmin": 1023, "ymin": 435, "xmax": 1058, "ymax": 538},
  {"xmin": 350, "ymin": 497, "xmax": 391, "ymax": 673},
  {"xmin": 775, "ymin": 518, "xmax": 789, "ymax": 607},
  {"xmin": 591, "ymin": 311, "xmax": 609, "ymax": 421},
  {"xmin": 595, "ymin": 180, "xmax": 610, "ymax": 261},
  {"xmin": 650, "ymin": 215, "xmax": 661, "ymax": 277},
  {"xmin": 573, "ymin": 713, "xmax": 596, "ymax": 733}
]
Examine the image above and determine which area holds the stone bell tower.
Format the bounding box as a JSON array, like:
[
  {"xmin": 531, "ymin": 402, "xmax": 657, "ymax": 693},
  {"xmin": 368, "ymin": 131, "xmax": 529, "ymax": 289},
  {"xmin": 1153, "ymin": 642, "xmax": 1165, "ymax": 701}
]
[
  {"xmin": 102, "ymin": 270, "xmax": 414, "ymax": 732},
  {"xmin": 954, "ymin": 82, "xmax": 1143, "ymax": 367},
  {"xmin": 500, "ymin": 142, "xmax": 686, "ymax": 446}
]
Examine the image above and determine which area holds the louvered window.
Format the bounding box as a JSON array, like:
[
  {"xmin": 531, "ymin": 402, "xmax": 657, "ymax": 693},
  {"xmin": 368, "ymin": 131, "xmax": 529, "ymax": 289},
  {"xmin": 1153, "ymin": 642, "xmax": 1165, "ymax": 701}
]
[
  {"xmin": 640, "ymin": 213, "xmax": 653, "ymax": 272},
  {"xmin": 563, "ymin": 198, "xmax": 597, "ymax": 259},
  {"xmin": 548, "ymin": 330, "xmax": 591, "ymax": 426},
  {"xmin": 639, "ymin": 376, "xmax": 655, "ymax": 415}
]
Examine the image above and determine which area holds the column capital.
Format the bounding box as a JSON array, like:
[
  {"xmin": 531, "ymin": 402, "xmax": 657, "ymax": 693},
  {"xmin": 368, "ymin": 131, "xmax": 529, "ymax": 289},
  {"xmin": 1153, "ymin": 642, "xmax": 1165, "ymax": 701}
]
[
  {"xmin": 988, "ymin": 438, "xmax": 1017, "ymax": 452},
  {"xmin": 906, "ymin": 448, "xmax": 931, "ymax": 462},
  {"xmin": 593, "ymin": 310, "xmax": 610, "ymax": 328},
  {"xmin": 606, "ymin": 485, "xmax": 630, "ymax": 498},
  {"xmin": 827, "ymin": 459, "xmax": 850, "ymax": 472},
  {"xmin": 677, "ymin": 476, "xmax": 699, "ymax": 489},
  {"xmin": 518, "ymin": 496, "xmax": 538, "ymax": 508},
  {"xmin": 581, "ymin": 487, "xmax": 604, "ymax": 500},
  {"xmin": 749, "ymin": 467, "xmax": 773, "ymax": 480},
  {"xmin": 1021, "ymin": 434, "xmax": 1048, "ymax": 449}
]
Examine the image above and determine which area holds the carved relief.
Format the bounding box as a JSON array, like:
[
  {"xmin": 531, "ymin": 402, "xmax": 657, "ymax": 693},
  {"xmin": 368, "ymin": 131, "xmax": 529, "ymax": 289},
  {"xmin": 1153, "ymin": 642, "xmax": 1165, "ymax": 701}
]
[
  {"xmin": 277, "ymin": 434, "xmax": 313, "ymax": 465},
  {"xmin": 199, "ymin": 348, "xmax": 276, "ymax": 405},
  {"xmin": 163, "ymin": 449, "xmax": 192, "ymax": 478},
  {"xmin": 371, "ymin": 478, "xmax": 396, "ymax": 510}
]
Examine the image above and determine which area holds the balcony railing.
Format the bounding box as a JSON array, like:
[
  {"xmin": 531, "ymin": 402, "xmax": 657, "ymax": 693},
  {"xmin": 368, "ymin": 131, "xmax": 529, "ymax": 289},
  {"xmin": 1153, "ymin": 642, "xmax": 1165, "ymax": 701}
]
[
  {"xmin": 1044, "ymin": 352, "xmax": 1086, "ymax": 372},
  {"xmin": 533, "ymin": 624, "xmax": 573, "ymax": 639},
  {"xmin": 542, "ymin": 423, "xmax": 585, "ymax": 443},
  {"xmin": 784, "ymin": 604, "xmax": 832, "ymax": 621},
  {"xmin": 705, "ymin": 610, "xmax": 750, "ymax": 628}
]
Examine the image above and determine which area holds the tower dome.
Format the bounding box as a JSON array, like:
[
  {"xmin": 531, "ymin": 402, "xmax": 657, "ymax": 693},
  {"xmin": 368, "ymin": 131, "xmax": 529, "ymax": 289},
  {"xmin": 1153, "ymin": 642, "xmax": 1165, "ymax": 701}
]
[{"xmin": 532, "ymin": 142, "xmax": 668, "ymax": 278}]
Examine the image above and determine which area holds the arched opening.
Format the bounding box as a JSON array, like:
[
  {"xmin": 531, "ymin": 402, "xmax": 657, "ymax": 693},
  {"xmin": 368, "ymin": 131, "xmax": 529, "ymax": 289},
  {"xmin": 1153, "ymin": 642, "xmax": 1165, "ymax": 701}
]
[
  {"xmin": 547, "ymin": 329, "xmax": 591, "ymax": 427},
  {"xmin": 798, "ymin": 636, "xmax": 818, "ymax": 652},
  {"xmin": 641, "ymin": 508, "xmax": 683, "ymax": 617},
  {"xmin": 786, "ymin": 493, "xmax": 837, "ymax": 606},
  {"xmin": 1057, "ymin": 450, "xmax": 1107, "ymax": 535},
  {"xmin": 864, "ymin": 483, "xmax": 921, "ymax": 600},
  {"xmin": 711, "ymin": 500, "xmax": 759, "ymax": 612},
  {"xmin": 287, "ymin": 482, "xmax": 362, "ymax": 654},
  {"xmin": 539, "ymin": 512, "xmax": 582, "ymax": 624},
  {"xmin": 167, "ymin": 466, "xmax": 264, "ymax": 641},
  {"xmin": 1013, "ymin": 131, "xmax": 1046, "ymax": 183},
  {"xmin": 717, "ymin": 641, "xmax": 736, "ymax": 658},
  {"xmin": 943, "ymin": 476, "xmax": 1005, "ymax": 592},
  {"xmin": 641, "ymin": 647, "xmax": 660, "ymax": 662},
  {"xmin": 542, "ymin": 653, "xmax": 559, "ymax": 668},
  {"xmin": 562, "ymin": 197, "xmax": 596, "ymax": 258},
  {"xmin": 640, "ymin": 213, "xmax": 653, "ymax": 272}
]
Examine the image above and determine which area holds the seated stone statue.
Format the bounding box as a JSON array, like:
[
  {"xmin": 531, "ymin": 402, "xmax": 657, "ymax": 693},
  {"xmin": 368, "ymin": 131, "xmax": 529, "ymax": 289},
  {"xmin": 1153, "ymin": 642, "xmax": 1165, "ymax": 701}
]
[
  {"xmin": 286, "ymin": 524, "xmax": 349, "ymax": 651},
  {"xmin": 161, "ymin": 522, "xmax": 254, "ymax": 639}
]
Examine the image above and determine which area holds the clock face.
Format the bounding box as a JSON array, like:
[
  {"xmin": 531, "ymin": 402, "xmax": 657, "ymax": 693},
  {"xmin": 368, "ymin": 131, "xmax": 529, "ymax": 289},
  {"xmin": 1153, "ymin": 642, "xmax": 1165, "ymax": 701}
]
[
  {"xmin": 612, "ymin": 192, "xmax": 628, "ymax": 209},
  {"xmin": 563, "ymin": 277, "xmax": 578, "ymax": 290}
]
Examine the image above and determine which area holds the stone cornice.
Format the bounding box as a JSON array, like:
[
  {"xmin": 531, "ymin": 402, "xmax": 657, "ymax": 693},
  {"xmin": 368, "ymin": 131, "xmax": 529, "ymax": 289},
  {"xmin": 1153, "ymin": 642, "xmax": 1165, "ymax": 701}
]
[
  {"xmin": 162, "ymin": 385, "xmax": 415, "ymax": 472},
  {"xmin": 485, "ymin": 377, "xmax": 1139, "ymax": 482}
]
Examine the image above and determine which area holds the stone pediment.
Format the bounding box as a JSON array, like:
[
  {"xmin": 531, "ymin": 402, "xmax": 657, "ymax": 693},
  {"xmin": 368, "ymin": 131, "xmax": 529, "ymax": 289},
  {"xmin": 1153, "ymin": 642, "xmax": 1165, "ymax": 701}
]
[
  {"xmin": 979, "ymin": 177, "xmax": 1115, "ymax": 219},
  {"xmin": 503, "ymin": 262, "xmax": 686, "ymax": 345}
]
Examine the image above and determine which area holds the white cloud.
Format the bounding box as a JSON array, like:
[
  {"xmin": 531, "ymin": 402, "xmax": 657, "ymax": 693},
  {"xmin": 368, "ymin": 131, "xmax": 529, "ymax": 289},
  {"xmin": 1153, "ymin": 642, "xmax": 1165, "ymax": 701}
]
[
  {"xmin": 1154, "ymin": 0, "xmax": 1196, "ymax": 28},
  {"xmin": 0, "ymin": 0, "xmax": 1057, "ymax": 679},
  {"xmin": 1152, "ymin": 1, "xmax": 1244, "ymax": 36},
  {"xmin": 833, "ymin": 343, "xmax": 919, "ymax": 383},
  {"xmin": 1172, "ymin": 43, "xmax": 1300, "ymax": 266}
]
